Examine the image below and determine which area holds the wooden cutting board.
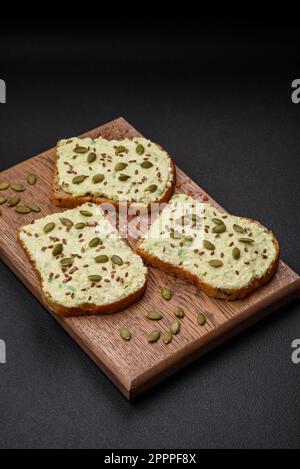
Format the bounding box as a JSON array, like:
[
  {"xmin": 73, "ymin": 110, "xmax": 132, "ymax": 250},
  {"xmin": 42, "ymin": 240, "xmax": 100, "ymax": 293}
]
[{"xmin": 0, "ymin": 117, "xmax": 299, "ymax": 399}]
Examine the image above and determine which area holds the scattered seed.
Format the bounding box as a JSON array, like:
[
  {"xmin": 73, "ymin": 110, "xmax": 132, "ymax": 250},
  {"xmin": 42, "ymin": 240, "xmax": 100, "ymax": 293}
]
[
  {"xmin": 0, "ymin": 182, "xmax": 9, "ymax": 190},
  {"xmin": 147, "ymin": 330, "xmax": 161, "ymax": 343},
  {"xmin": 115, "ymin": 145, "xmax": 127, "ymax": 154},
  {"xmin": 89, "ymin": 237, "xmax": 101, "ymax": 248},
  {"xmin": 233, "ymin": 224, "xmax": 244, "ymax": 233},
  {"xmin": 52, "ymin": 244, "xmax": 63, "ymax": 256},
  {"xmin": 174, "ymin": 306, "xmax": 185, "ymax": 318},
  {"xmin": 197, "ymin": 312, "xmax": 207, "ymax": 326},
  {"xmin": 162, "ymin": 331, "xmax": 173, "ymax": 344},
  {"xmin": 87, "ymin": 152, "xmax": 96, "ymax": 163},
  {"xmin": 11, "ymin": 183, "xmax": 25, "ymax": 192},
  {"xmin": 232, "ymin": 247, "xmax": 241, "ymax": 260},
  {"xmin": 28, "ymin": 203, "xmax": 41, "ymax": 212},
  {"xmin": 120, "ymin": 326, "xmax": 131, "ymax": 341},
  {"xmin": 0, "ymin": 196, "xmax": 7, "ymax": 204},
  {"xmin": 75, "ymin": 222, "xmax": 86, "ymax": 229},
  {"xmin": 141, "ymin": 161, "xmax": 153, "ymax": 169},
  {"xmin": 203, "ymin": 240, "xmax": 215, "ymax": 250},
  {"xmin": 74, "ymin": 145, "xmax": 89, "ymax": 153},
  {"xmin": 92, "ymin": 174, "xmax": 105, "ymax": 183},
  {"xmin": 95, "ymin": 254, "xmax": 109, "ymax": 263},
  {"xmin": 119, "ymin": 174, "xmax": 130, "ymax": 181},
  {"xmin": 145, "ymin": 184, "xmax": 157, "ymax": 193},
  {"xmin": 170, "ymin": 319, "xmax": 180, "ymax": 335},
  {"xmin": 161, "ymin": 287, "xmax": 172, "ymax": 300},
  {"xmin": 111, "ymin": 255, "xmax": 123, "ymax": 266},
  {"xmin": 80, "ymin": 210, "xmax": 92, "ymax": 217},
  {"xmin": 88, "ymin": 274, "xmax": 102, "ymax": 282},
  {"xmin": 60, "ymin": 258, "xmax": 73, "ymax": 266},
  {"xmin": 60, "ymin": 217, "xmax": 73, "ymax": 227},
  {"xmin": 238, "ymin": 238, "xmax": 254, "ymax": 244},
  {"xmin": 212, "ymin": 223, "xmax": 226, "ymax": 234},
  {"xmin": 44, "ymin": 222, "xmax": 55, "ymax": 233},
  {"xmin": 136, "ymin": 144, "xmax": 145, "ymax": 155},
  {"xmin": 7, "ymin": 195, "xmax": 20, "ymax": 207},
  {"xmin": 15, "ymin": 205, "xmax": 30, "ymax": 214},
  {"xmin": 212, "ymin": 218, "xmax": 223, "ymax": 225},
  {"xmin": 72, "ymin": 175, "xmax": 87, "ymax": 184},
  {"xmin": 114, "ymin": 162, "xmax": 127, "ymax": 172},
  {"xmin": 27, "ymin": 174, "xmax": 37, "ymax": 185},
  {"xmin": 209, "ymin": 259, "xmax": 223, "ymax": 267},
  {"xmin": 145, "ymin": 311, "xmax": 163, "ymax": 320}
]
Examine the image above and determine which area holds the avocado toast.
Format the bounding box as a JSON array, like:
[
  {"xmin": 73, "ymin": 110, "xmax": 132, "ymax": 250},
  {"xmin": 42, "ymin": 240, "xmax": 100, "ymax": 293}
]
[
  {"xmin": 135, "ymin": 193, "xmax": 279, "ymax": 300},
  {"xmin": 18, "ymin": 203, "xmax": 148, "ymax": 316},
  {"xmin": 53, "ymin": 136, "xmax": 176, "ymax": 209}
]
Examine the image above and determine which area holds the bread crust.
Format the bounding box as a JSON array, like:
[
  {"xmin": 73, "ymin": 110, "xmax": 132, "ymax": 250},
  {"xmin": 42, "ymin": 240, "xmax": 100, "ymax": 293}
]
[
  {"xmin": 17, "ymin": 228, "xmax": 148, "ymax": 317},
  {"xmin": 135, "ymin": 222, "xmax": 280, "ymax": 301},
  {"xmin": 52, "ymin": 141, "xmax": 176, "ymax": 211}
]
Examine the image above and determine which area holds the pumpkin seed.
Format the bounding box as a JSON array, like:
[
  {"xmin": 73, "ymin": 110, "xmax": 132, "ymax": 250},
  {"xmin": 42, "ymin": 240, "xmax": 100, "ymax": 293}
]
[
  {"xmin": 170, "ymin": 319, "xmax": 180, "ymax": 335},
  {"xmin": 11, "ymin": 183, "xmax": 25, "ymax": 192},
  {"xmin": 0, "ymin": 182, "xmax": 9, "ymax": 190},
  {"xmin": 88, "ymin": 275, "xmax": 102, "ymax": 282},
  {"xmin": 136, "ymin": 144, "xmax": 145, "ymax": 155},
  {"xmin": 7, "ymin": 195, "xmax": 20, "ymax": 207},
  {"xmin": 233, "ymin": 224, "xmax": 244, "ymax": 233},
  {"xmin": 60, "ymin": 217, "xmax": 73, "ymax": 227},
  {"xmin": 115, "ymin": 145, "xmax": 127, "ymax": 154},
  {"xmin": 212, "ymin": 223, "xmax": 226, "ymax": 234},
  {"xmin": 141, "ymin": 161, "xmax": 153, "ymax": 169},
  {"xmin": 93, "ymin": 174, "xmax": 105, "ymax": 184},
  {"xmin": 212, "ymin": 218, "xmax": 223, "ymax": 225},
  {"xmin": 162, "ymin": 331, "xmax": 172, "ymax": 344},
  {"xmin": 197, "ymin": 312, "xmax": 207, "ymax": 326},
  {"xmin": 89, "ymin": 237, "xmax": 101, "ymax": 248},
  {"xmin": 145, "ymin": 311, "xmax": 163, "ymax": 320},
  {"xmin": 170, "ymin": 230, "xmax": 182, "ymax": 239},
  {"xmin": 147, "ymin": 330, "xmax": 161, "ymax": 343},
  {"xmin": 72, "ymin": 175, "xmax": 87, "ymax": 184},
  {"xmin": 161, "ymin": 287, "xmax": 172, "ymax": 300},
  {"xmin": 111, "ymin": 255, "xmax": 123, "ymax": 266},
  {"xmin": 60, "ymin": 258, "xmax": 73, "ymax": 267},
  {"xmin": 209, "ymin": 259, "xmax": 223, "ymax": 267},
  {"xmin": 232, "ymin": 247, "xmax": 240, "ymax": 260},
  {"xmin": 120, "ymin": 326, "xmax": 131, "ymax": 341},
  {"xmin": 174, "ymin": 306, "xmax": 185, "ymax": 318},
  {"xmin": 119, "ymin": 174, "xmax": 130, "ymax": 181},
  {"xmin": 80, "ymin": 210, "xmax": 92, "ymax": 217},
  {"xmin": 74, "ymin": 145, "xmax": 89, "ymax": 154},
  {"xmin": 95, "ymin": 254, "xmax": 109, "ymax": 263},
  {"xmin": 87, "ymin": 152, "xmax": 96, "ymax": 163},
  {"xmin": 0, "ymin": 196, "xmax": 7, "ymax": 204},
  {"xmin": 203, "ymin": 240, "xmax": 215, "ymax": 250},
  {"xmin": 75, "ymin": 222, "xmax": 86, "ymax": 229},
  {"xmin": 52, "ymin": 244, "xmax": 63, "ymax": 256},
  {"xmin": 27, "ymin": 174, "xmax": 37, "ymax": 185},
  {"xmin": 28, "ymin": 203, "xmax": 41, "ymax": 212},
  {"xmin": 238, "ymin": 238, "xmax": 254, "ymax": 244},
  {"xmin": 15, "ymin": 205, "xmax": 30, "ymax": 214},
  {"xmin": 43, "ymin": 222, "xmax": 55, "ymax": 233},
  {"xmin": 114, "ymin": 162, "xmax": 127, "ymax": 172},
  {"xmin": 145, "ymin": 184, "xmax": 157, "ymax": 193}
]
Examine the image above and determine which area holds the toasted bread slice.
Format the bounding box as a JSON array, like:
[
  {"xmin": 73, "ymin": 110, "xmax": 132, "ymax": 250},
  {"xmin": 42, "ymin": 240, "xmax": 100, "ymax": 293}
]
[
  {"xmin": 52, "ymin": 136, "xmax": 176, "ymax": 210},
  {"xmin": 135, "ymin": 194, "xmax": 279, "ymax": 300},
  {"xmin": 18, "ymin": 203, "xmax": 148, "ymax": 317}
]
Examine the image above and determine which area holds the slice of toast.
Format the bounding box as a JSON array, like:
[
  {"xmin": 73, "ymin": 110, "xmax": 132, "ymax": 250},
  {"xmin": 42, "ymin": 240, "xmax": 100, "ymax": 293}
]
[
  {"xmin": 18, "ymin": 203, "xmax": 148, "ymax": 317},
  {"xmin": 135, "ymin": 194, "xmax": 279, "ymax": 300},
  {"xmin": 52, "ymin": 136, "xmax": 176, "ymax": 210}
]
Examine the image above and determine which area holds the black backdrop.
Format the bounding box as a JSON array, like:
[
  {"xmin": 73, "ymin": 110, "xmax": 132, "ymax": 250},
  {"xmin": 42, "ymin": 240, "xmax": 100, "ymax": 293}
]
[{"xmin": 0, "ymin": 16, "xmax": 299, "ymax": 449}]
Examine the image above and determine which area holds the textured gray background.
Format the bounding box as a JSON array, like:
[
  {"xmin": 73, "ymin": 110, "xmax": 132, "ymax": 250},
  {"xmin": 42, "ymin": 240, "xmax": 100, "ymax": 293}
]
[{"xmin": 0, "ymin": 20, "xmax": 299, "ymax": 449}]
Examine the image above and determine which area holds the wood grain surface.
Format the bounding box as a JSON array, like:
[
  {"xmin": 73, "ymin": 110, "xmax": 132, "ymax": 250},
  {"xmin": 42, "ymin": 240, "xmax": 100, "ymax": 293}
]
[{"xmin": 0, "ymin": 117, "xmax": 299, "ymax": 399}]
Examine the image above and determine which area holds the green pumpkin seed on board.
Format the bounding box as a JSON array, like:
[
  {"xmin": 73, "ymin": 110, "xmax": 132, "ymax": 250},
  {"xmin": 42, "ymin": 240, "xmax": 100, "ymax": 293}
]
[
  {"xmin": 161, "ymin": 287, "xmax": 172, "ymax": 300},
  {"xmin": 27, "ymin": 174, "xmax": 37, "ymax": 186},
  {"xmin": 145, "ymin": 311, "xmax": 163, "ymax": 320},
  {"xmin": 120, "ymin": 326, "xmax": 131, "ymax": 341},
  {"xmin": 162, "ymin": 331, "xmax": 172, "ymax": 344},
  {"xmin": 147, "ymin": 330, "xmax": 161, "ymax": 343}
]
